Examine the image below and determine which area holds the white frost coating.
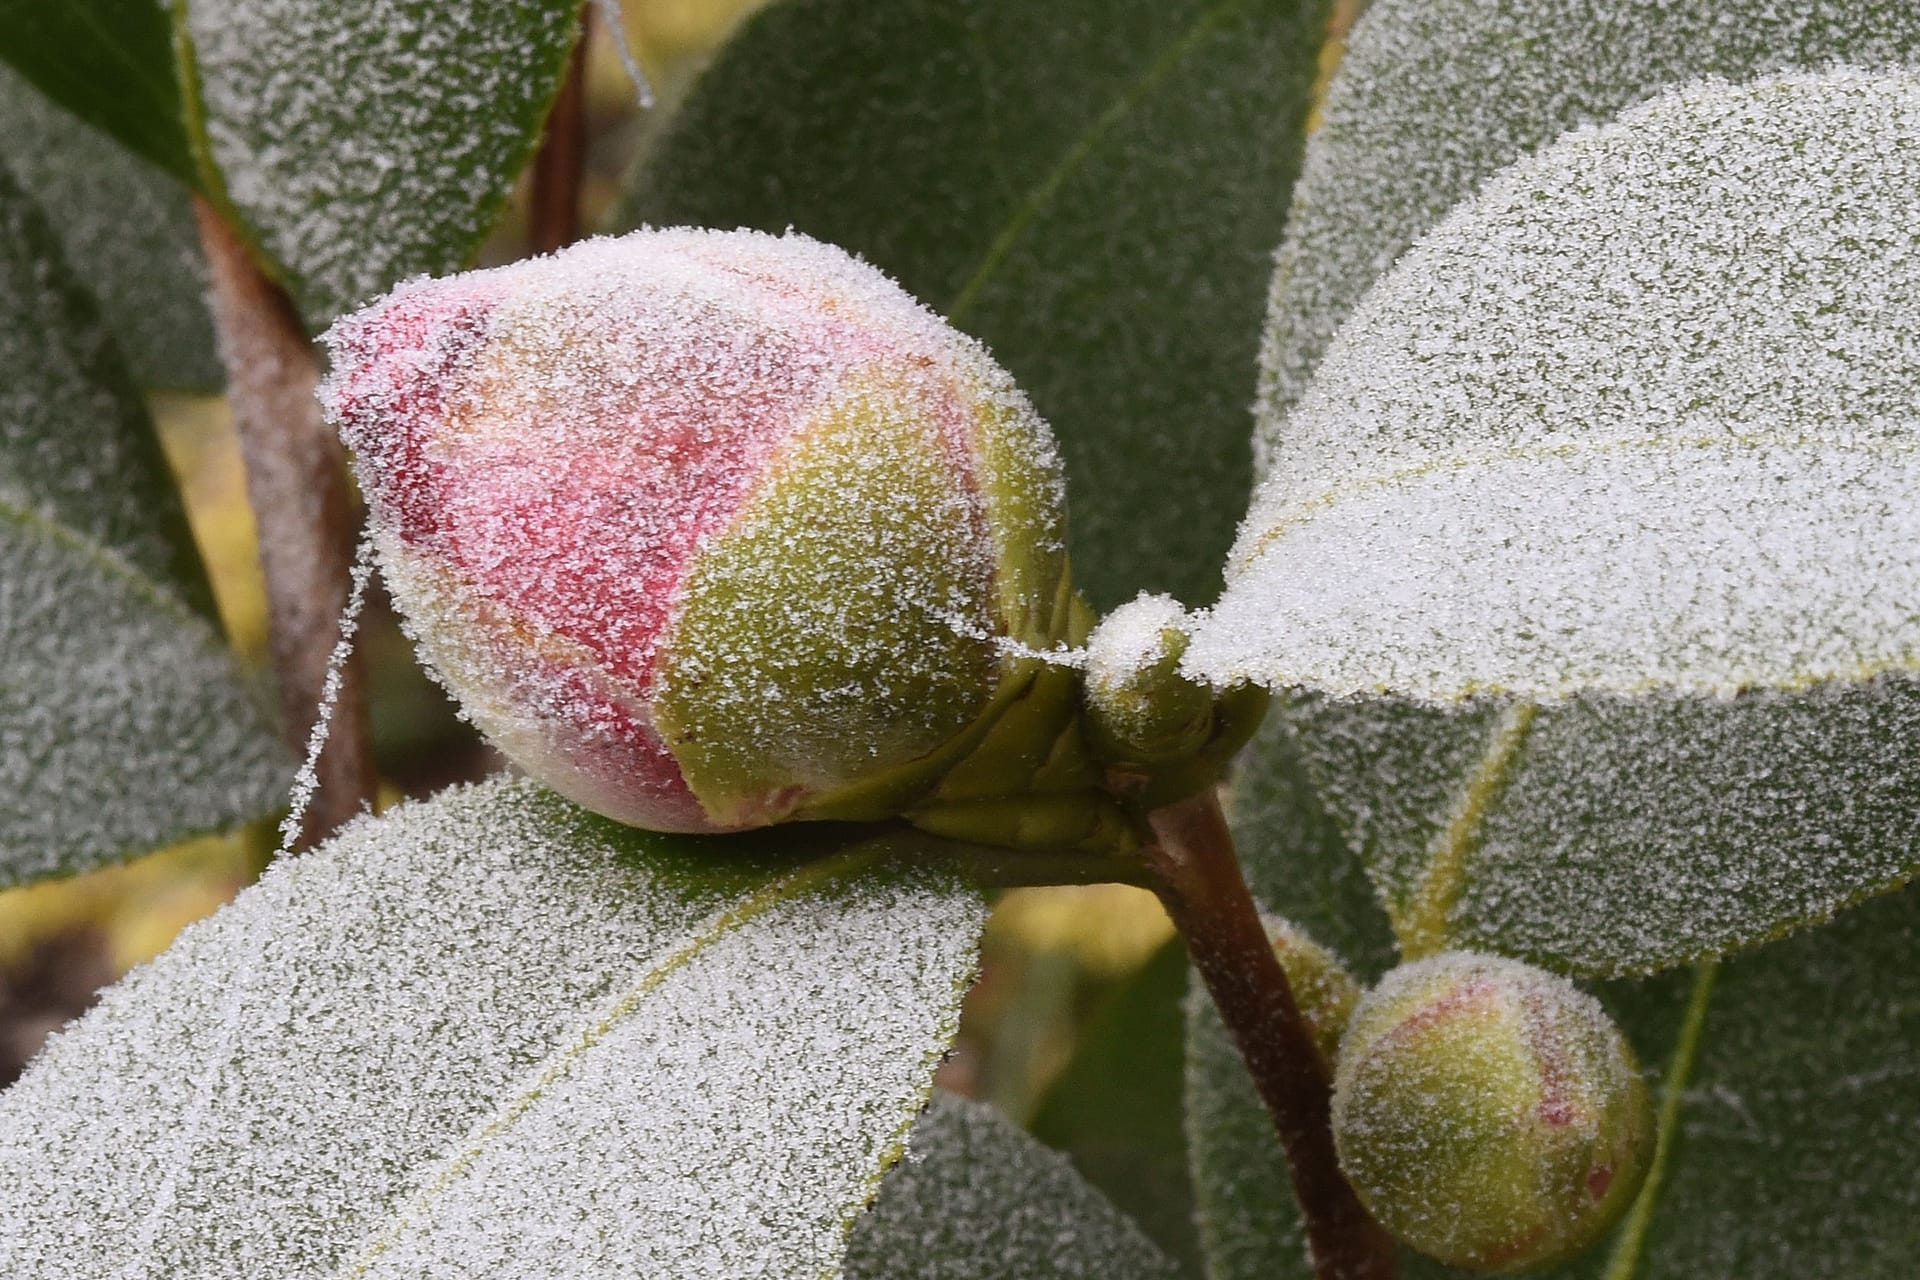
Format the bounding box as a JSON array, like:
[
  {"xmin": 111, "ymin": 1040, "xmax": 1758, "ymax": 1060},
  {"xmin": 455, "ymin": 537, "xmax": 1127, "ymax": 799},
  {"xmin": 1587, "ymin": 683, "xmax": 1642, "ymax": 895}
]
[
  {"xmin": 0, "ymin": 169, "xmax": 287, "ymax": 885},
  {"xmin": 278, "ymin": 532, "xmax": 376, "ymax": 850},
  {"xmin": 1084, "ymin": 593, "xmax": 1189, "ymax": 693},
  {"xmin": 0, "ymin": 779, "xmax": 986, "ymax": 1277},
  {"xmin": 1254, "ymin": 0, "xmax": 1920, "ymax": 470},
  {"xmin": 592, "ymin": 0, "xmax": 656, "ymax": 110},
  {"xmin": 1192, "ymin": 69, "xmax": 1920, "ymax": 702},
  {"xmin": 843, "ymin": 1093, "xmax": 1181, "ymax": 1280},
  {"xmin": 187, "ymin": 0, "xmax": 579, "ymax": 321}
]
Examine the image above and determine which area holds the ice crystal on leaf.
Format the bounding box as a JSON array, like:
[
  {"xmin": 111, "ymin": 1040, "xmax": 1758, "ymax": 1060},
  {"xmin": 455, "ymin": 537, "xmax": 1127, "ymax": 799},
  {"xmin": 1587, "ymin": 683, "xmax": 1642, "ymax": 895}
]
[
  {"xmin": 846, "ymin": 1092, "xmax": 1181, "ymax": 1280},
  {"xmin": 184, "ymin": 0, "xmax": 581, "ymax": 323},
  {"xmin": 1188, "ymin": 69, "xmax": 1920, "ymax": 975},
  {"xmin": 0, "ymin": 168, "xmax": 287, "ymax": 887},
  {"xmin": 1253, "ymin": 0, "xmax": 1920, "ymax": 464},
  {"xmin": 0, "ymin": 779, "xmax": 986, "ymax": 1278}
]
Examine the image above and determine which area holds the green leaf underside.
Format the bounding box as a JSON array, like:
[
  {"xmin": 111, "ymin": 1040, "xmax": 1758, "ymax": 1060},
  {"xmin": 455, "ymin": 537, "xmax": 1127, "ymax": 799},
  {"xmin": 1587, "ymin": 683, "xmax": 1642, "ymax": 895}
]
[
  {"xmin": 0, "ymin": 779, "xmax": 987, "ymax": 1277},
  {"xmin": 846, "ymin": 1091, "xmax": 1181, "ymax": 1280},
  {"xmin": 1189, "ymin": 68, "xmax": 1920, "ymax": 975},
  {"xmin": 0, "ymin": 64, "xmax": 220, "ymax": 390},
  {"xmin": 181, "ymin": 0, "xmax": 581, "ymax": 326},
  {"xmin": 1029, "ymin": 939, "xmax": 1201, "ymax": 1272},
  {"xmin": 1190, "ymin": 728, "xmax": 1920, "ymax": 1279},
  {"xmin": 0, "ymin": 169, "xmax": 285, "ymax": 887},
  {"xmin": 0, "ymin": 0, "xmax": 195, "ymax": 184},
  {"xmin": 618, "ymin": 0, "xmax": 1333, "ymax": 611}
]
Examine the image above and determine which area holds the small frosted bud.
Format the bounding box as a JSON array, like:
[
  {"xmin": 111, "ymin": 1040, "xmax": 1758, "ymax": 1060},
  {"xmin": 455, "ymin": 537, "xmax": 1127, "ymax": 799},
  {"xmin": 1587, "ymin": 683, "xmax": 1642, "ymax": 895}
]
[
  {"xmin": 1331, "ymin": 952, "xmax": 1652, "ymax": 1273},
  {"xmin": 321, "ymin": 228, "xmax": 1073, "ymax": 833},
  {"xmin": 1083, "ymin": 593, "xmax": 1214, "ymax": 764},
  {"xmin": 1265, "ymin": 916, "xmax": 1361, "ymax": 1067}
]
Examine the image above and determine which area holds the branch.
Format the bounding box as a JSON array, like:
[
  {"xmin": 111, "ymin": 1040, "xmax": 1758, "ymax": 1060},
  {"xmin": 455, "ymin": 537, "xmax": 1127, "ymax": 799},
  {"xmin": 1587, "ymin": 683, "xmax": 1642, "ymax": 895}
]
[
  {"xmin": 1143, "ymin": 788, "xmax": 1398, "ymax": 1280},
  {"xmin": 194, "ymin": 199, "xmax": 376, "ymax": 849},
  {"xmin": 528, "ymin": 10, "xmax": 592, "ymax": 256}
]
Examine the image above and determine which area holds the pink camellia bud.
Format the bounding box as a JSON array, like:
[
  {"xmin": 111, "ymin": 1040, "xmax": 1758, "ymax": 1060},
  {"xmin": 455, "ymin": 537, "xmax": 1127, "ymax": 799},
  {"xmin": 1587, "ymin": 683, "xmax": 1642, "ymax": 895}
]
[{"xmin": 321, "ymin": 228, "xmax": 1076, "ymax": 834}]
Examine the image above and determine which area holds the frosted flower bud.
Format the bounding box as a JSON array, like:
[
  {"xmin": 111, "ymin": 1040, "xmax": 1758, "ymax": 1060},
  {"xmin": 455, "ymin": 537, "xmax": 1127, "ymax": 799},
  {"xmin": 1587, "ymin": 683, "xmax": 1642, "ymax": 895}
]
[
  {"xmin": 321, "ymin": 228, "xmax": 1072, "ymax": 833},
  {"xmin": 1331, "ymin": 952, "xmax": 1652, "ymax": 1273},
  {"xmin": 1265, "ymin": 916, "xmax": 1361, "ymax": 1068},
  {"xmin": 1082, "ymin": 594, "xmax": 1214, "ymax": 764}
]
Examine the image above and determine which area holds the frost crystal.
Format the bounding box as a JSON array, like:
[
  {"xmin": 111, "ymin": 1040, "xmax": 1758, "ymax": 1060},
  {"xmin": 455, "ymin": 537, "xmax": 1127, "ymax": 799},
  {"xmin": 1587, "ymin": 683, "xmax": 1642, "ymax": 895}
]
[
  {"xmin": 1255, "ymin": 0, "xmax": 1920, "ymax": 467},
  {"xmin": 0, "ymin": 168, "xmax": 287, "ymax": 886},
  {"xmin": 0, "ymin": 780, "xmax": 986, "ymax": 1278},
  {"xmin": 186, "ymin": 0, "xmax": 580, "ymax": 322},
  {"xmin": 1190, "ymin": 69, "xmax": 1920, "ymax": 974},
  {"xmin": 845, "ymin": 1092, "xmax": 1181, "ymax": 1280}
]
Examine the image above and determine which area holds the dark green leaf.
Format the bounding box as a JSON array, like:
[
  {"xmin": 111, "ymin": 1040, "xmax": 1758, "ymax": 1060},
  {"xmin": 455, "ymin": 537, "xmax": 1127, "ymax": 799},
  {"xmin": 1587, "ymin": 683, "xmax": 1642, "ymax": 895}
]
[
  {"xmin": 0, "ymin": 0, "xmax": 195, "ymax": 184},
  {"xmin": 0, "ymin": 167, "xmax": 286, "ymax": 887},
  {"xmin": 180, "ymin": 0, "xmax": 582, "ymax": 324},
  {"xmin": 1030, "ymin": 939, "xmax": 1201, "ymax": 1273},
  {"xmin": 0, "ymin": 64, "xmax": 219, "ymax": 389},
  {"xmin": 848, "ymin": 1091, "xmax": 1182, "ymax": 1280},
  {"xmin": 0, "ymin": 780, "xmax": 987, "ymax": 1275},
  {"xmin": 619, "ymin": 0, "xmax": 1334, "ymax": 610}
]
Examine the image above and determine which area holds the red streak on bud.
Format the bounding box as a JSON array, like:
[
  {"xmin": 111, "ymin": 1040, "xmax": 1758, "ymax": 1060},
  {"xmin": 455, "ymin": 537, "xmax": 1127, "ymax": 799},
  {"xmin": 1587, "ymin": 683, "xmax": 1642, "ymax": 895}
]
[{"xmin": 1587, "ymin": 1165, "xmax": 1615, "ymax": 1202}]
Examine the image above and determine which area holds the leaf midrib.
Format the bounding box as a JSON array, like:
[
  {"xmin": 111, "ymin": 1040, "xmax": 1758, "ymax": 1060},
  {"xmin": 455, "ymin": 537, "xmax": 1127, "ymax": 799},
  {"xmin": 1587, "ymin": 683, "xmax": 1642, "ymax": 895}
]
[
  {"xmin": 335, "ymin": 844, "xmax": 881, "ymax": 1277},
  {"xmin": 0, "ymin": 492, "xmax": 202, "ymax": 628}
]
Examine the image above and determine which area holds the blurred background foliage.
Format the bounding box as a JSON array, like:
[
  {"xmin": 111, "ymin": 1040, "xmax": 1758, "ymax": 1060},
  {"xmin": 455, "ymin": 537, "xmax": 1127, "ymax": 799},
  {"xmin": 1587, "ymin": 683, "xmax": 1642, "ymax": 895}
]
[{"xmin": 0, "ymin": 8, "xmax": 1192, "ymax": 1241}]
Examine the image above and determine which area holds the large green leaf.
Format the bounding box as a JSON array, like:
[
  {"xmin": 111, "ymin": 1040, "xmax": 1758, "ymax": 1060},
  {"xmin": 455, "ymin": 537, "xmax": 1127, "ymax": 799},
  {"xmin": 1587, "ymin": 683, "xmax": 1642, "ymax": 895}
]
[
  {"xmin": 618, "ymin": 0, "xmax": 1333, "ymax": 610},
  {"xmin": 847, "ymin": 1091, "xmax": 1181, "ymax": 1280},
  {"xmin": 179, "ymin": 0, "xmax": 582, "ymax": 324},
  {"xmin": 0, "ymin": 779, "xmax": 987, "ymax": 1276},
  {"xmin": 1253, "ymin": 0, "xmax": 1920, "ymax": 456},
  {"xmin": 0, "ymin": 0, "xmax": 195, "ymax": 184},
  {"xmin": 1189, "ymin": 723, "xmax": 1920, "ymax": 1279},
  {"xmin": 1188, "ymin": 68, "xmax": 1920, "ymax": 975},
  {"xmin": 0, "ymin": 64, "xmax": 219, "ymax": 389},
  {"xmin": 0, "ymin": 168, "xmax": 286, "ymax": 888}
]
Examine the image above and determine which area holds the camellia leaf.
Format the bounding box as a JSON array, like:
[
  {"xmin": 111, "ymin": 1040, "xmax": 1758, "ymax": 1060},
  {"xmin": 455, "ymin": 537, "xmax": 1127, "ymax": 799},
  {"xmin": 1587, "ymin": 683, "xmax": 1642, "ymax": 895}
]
[
  {"xmin": 618, "ymin": 0, "xmax": 1333, "ymax": 610},
  {"xmin": 0, "ymin": 64, "xmax": 219, "ymax": 389},
  {"xmin": 178, "ymin": 0, "xmax": 582, "ymax": 324},
  {"xmin": 1251, "ymin": 0, "xmax": 1920, "ymax": 458},
  {"xmin": 0, "ymin": 779, "xmax": 988, "ymax": 1277},
  {"xmin": 0, "ymin": 168, "xmax": 286, "ymax": 888},
  {"xmin": 1187, "ymin": 68, "xmax": 1920, "ymax": 975},
  {"xmin": 0, "ymin": 0, "xmax": 196, "ymax": 185},
  {"xmin": 846, "ymin": 1091, "xmax": 1181, "ymax": 1280},
  {"xmin": 1193, "ymin": 725, "xmax": 1920, "ymax": 1279}
]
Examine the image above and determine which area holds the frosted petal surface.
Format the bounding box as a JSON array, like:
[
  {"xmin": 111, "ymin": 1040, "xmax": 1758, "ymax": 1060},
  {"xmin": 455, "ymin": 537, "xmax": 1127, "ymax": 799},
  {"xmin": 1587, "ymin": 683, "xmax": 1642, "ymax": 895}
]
[
  {"xmin": 1254, "ymin": 0, "xmax": 1920, "ymax": 464},
  {"xmin": 185, "ymin": 0, "xmax": 579, "ymax": 323},
  {"xmin": 1189, "ymin": 70, "xmax": 1920, "ymax": 974},
  {"xmin": 845, "ymin": 1092, "xmax": 1180, "ymax": 1280},
  {"xmin": 0, "ymin": 779, "xmax": 987, "ymax": 1278},
  {"xmin": 0, "ymin": 168, "xmax": 287, "ymax": 886}
]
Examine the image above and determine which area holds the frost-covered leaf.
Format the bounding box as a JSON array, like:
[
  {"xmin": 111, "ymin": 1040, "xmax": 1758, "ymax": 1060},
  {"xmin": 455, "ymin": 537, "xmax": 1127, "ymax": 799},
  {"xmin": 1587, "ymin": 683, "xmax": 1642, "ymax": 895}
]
[
  {"xmin": 0, "ymin": 64, "xmax": 219, "ymax": 389},
  {"xmin": 846, "ymin": 1091, "xmax": 1181, "ymax": 1280},
  {"xmin": 181, "ymin": 0, "xmax": 582, "ymax": 324},
  {"xmin": 0, "ymin": 779, "xmax": 987, "ymax": 1277},
  {"xmin": 0, "ymin": 168, "xmax": 286, "ymax": 888},
  {"xmin": 1253, "ymin": 0, "xmax": 1920, "ymax": 456},
  {"xmin": 1030, "ymin": 939, "xmax": 1200, "ymax": 1271},
  {"xmin": 618, "ymin": 0, "xmax": 1332, "ymax": 610},
  {"xmin": 1187, "ymin": 69, "xmax": 1920, "ymax": 975},
  {"xmin": 0, "ymin": 0, "xmax": 196, "ymax": 184},
  {"xmin": 1190, "ymin": 730, "xmax": 1920, "ymax": 1280}
]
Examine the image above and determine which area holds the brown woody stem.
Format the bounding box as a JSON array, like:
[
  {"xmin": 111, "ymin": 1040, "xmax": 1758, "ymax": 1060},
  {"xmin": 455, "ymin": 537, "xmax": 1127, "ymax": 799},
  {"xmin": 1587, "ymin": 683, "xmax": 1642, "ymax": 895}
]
[
  {"xmin": 528, "ymin": 11, "xmax": 591, "ymax": 256},
  {"xmin": 1143, "ymin": 788, "xmax": 1398, "ymax": 1280},
  {"xmin": 194, "ymin": 199, "xmax": 376, "ymax": 849}
]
